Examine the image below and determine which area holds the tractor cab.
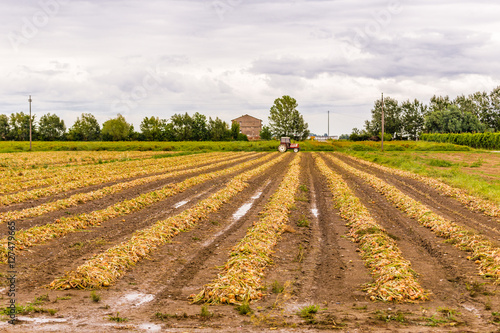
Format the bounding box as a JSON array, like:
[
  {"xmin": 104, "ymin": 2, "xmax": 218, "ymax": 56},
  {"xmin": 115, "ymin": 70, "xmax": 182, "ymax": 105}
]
[{"xmin": 278, "ymin": 137, "xmax": 300, "ymax": 153}]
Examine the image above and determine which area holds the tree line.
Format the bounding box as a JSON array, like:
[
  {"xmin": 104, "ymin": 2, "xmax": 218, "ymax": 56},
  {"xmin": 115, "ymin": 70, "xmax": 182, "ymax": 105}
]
[
  {"xmin": 0, "ymin": 95, "xmax": 309, "ymax": 142},
  {"xmin": 347, "ymin": 86, "xmax": 500, "ymax": 141},
  {"xmin": 0, "ymin": 112, "xmax": 250, "ymax": 142}
]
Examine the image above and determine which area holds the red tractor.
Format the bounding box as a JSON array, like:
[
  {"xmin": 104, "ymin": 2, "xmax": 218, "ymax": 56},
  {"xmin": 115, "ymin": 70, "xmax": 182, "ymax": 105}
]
[{"xmin": 278, "ymin": 137, "xmax": 300, "ymax": 153}]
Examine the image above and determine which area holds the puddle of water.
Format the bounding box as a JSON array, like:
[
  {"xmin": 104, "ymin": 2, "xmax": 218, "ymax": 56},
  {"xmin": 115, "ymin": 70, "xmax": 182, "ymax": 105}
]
[
  {"xmin": 232, "ymin": 202, "xmax": 253, "ymax": 220},
  {"xmin": 17, "ymin": 316, "xmax": 68, "ymax": 324},
  {"xmin": 138, "ymin": 323, "xmax": 163, "ymax": 332},
  {"xmin": 310, "ymin": 184, "xmax": 319, "ymax": 218},
  {"xmin": 251, "ymin": 191, "xmax": 263, "ymax": 200},
  {"xmin": 121, "ymin": 293, "xmax": 155, "ymax": 307},
  {"xmin": 201, "ymin": 183, "xmax": 269, "ymax": 247},
  {"xmin": 174, "ymin": 200, "xmax": 188, "ymax": 208},
  {"xmin": 231, "ymin": 189, "xmax": 265, "ymax": 221}
]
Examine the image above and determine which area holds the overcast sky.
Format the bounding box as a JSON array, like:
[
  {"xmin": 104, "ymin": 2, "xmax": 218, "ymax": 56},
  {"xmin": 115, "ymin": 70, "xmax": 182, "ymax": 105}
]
[{"xmin": 1, "ymin": 0, "xmax": 500, "ymax": 136}]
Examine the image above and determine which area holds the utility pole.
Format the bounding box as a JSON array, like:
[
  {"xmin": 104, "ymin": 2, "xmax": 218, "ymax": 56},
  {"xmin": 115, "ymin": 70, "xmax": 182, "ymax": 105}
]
[
  {"xmin": 381, "ymin": 93, "xmax": 384, "ymax": 152},
  {"xmin": 328, "ymin": 110, "xmax": 330, "ymax": 137},
  {"xmin": 28, "ymin": 95, "xmax": 32, "ymax": 151}
]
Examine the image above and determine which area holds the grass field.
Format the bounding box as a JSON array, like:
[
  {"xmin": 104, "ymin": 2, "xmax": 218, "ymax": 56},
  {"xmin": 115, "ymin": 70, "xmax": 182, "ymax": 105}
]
[
  {"xmin": 0, "ymin": 139, "xmax": 474, "ymax": 153},
  {"xmin": 348, "ymin": 150, "xmax": 500, "ymax": 205}
]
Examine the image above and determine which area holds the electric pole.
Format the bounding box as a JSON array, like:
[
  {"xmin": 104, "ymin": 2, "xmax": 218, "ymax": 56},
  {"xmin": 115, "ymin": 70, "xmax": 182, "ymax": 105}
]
[
  {"xmin": 29, "ymin": 95, "xmax": 32, "ymax": 151},
  {"xmin": 381, "ymin": 93, "xmax": 384, "ymax": 152},
  {"xmin": 328, "ymin": 110, "xmax": 330, "ymax": 137}
]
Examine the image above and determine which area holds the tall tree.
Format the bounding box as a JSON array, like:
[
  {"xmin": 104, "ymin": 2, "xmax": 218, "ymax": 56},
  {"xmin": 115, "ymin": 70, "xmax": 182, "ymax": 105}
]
[
  {"xmin": 259, "ymin": 125, "xmax": 272, "ymax": 140},
  {"xmin": 208, "ymin": 117, "xmax": 230, "ymax": 141},
  {"xmin": 365, "ymin": 96, "xmax": 402, "ymax": 138},
  {"xmin": 68, "ymin": 113, "xmax": 101, "ymax": 141},
  {"xmin": 38, "ymin": 113, "xmax": 66, "ymax": 141},
  {"xmin": 425, "ymin": 105, "xmax": 484, "ymax": 133},
  {"xmin": 170, "ymin": 113, "xmax": 193, "ymax": 141},
  {"xmin": 101, "ymin": 114, "xmax": 134, "ymax": 141},
  {"xmin": 140, "ymin": 116, "xmax": 166, "ymax": 141},
  {"xmin": 191, "ymin": 112, "xmax": 209, "ymax": 141},
  {"xmin": 268, "ymin": 95, "xmax": 309, "ymax": 140},
  {"xmin": 400, "ymin": 99, "xmax": 426, "ymax": 140},
  {"xmin": 489, "ymin": 86, "xmax": 500, "ymax": 131},
  {"xmin": 9, "ymin": 112, "xmax": 35, "ymax": 141},
  {"xmin": 230, "ymin": 121, "xmax": 240, "ymax": 140},
  {"xmin": 453, "ymin": 95, "xmax": 478, "ymax": 117},
  {"xmin": 0, "ymin": 114, "xmax": 10, "ymax": 140},
  {"xmin": 429, "ymin": 95, "xmax": 451, "ymax": 114}
]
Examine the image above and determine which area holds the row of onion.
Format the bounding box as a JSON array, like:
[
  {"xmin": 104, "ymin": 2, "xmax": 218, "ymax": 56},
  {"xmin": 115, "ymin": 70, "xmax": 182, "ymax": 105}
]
[
  {"xmin": 315, "ymin": 154, "xmax": 428, "ymax": 302},
  {"xmin": 0, "ymin": 153, "xmax": 278, "ymax": 263},
  {"xmin": 326, "ymin": 153, "xmax": 500, "ymax": 282},
  {"xmin": 49, "ymin": 153, "xmax": 286, "ymax": 289},
  {"xmin": 192, "ymin": 155, "xmax": 301, "ymax": 304},
  {"xmin": 341, "ymin": 153, "xmax": 500, "ymax": 217},
  {"xmin": 0, "ymin": 153, "xmax": 261, "ymax": 223},
  {"xmin": 0, "ymin": 152, "xmax": 237, "ymax": 205}
]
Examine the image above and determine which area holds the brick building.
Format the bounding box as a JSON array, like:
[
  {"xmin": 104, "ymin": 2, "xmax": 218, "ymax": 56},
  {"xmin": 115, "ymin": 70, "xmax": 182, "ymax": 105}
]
[{"xmin": 231, "ymin": 115, "xmax": 262, "ymax": 140}]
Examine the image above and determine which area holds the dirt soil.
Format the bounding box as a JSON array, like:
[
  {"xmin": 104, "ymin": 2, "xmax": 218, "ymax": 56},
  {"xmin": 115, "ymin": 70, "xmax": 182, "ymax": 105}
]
[{"xmin": 1, "ymin": 152, "xmax": 500, "ymax": 333}]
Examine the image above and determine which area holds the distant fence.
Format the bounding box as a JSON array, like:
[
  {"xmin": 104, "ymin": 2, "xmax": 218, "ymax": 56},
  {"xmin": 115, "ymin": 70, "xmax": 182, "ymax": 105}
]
[
  {"xmin": 421, "ymin": 132, "xmax": 500, "ymax": 149},
  {"xmin": 310, "ymin": 136, "xmax": 338, "ymax": 142}
]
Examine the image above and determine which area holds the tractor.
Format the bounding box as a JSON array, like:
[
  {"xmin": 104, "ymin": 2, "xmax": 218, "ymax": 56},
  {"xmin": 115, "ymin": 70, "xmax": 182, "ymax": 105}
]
[{"xmin": 278, "ymin": 137, "xmax": 300, "ymax": 153}]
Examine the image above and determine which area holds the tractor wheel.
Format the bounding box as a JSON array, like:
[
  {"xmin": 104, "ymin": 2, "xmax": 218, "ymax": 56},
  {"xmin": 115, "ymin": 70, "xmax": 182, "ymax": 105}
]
[
  {"xmin": 293, "ymin": 148, "xmax": 299, "ymax": 153},
  {"xmin": 278, "ymin": 144, "xmax": 287, "ymax": 153}
]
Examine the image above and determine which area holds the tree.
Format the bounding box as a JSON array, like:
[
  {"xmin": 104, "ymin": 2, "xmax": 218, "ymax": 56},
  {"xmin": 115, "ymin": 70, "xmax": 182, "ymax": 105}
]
[
  {"xmin": 9, "ymin": 112, "xmax": 35, "ymax": 141},
  {"xmin": 469, "ymin": 91, "xmax": 495, "ymax": 131},
  {"xmin": 429, "ymin": 95, "xmax": 451, "ymax": 114},
  {"xmin": 400, "ymin": 99, "xmax": 426, "ymax": 140},
  {"xmin": 192, "ymin": 112, "xmax": 209, "ymax": 141},
  {"xmin": 208, "ymin": 117, "xmax": 230, "ymax": 141},
  {"xmin": 365, "ymin": 96, "xmax": 402, "ymax": 138},
  {"xmin": 268, "ymin": 95, "xmax": 309, "ymax": 140},
  {"xmin": 140, "ymin": 116, "xmax": 166, "ymax": 141},
  {"xmin": 101, "ymin": 114, "xmax": 134, "ymax": 141},
  {"xmin": 489, "ymin": 86, "xmax": 500, "ymax": 132},
  {"xmin": 349, "ymin": 127, "xmax": 370, "ymax": 141},
  {"xmin": 170, "ymin": 113, "xmax": 193, "ymax": 141},
  {"xmin": 0, "ymin": 114, "xmax": 10, "ymax": 140},
  {"xmin": 425, "ymin": 105, "xmax": 484, "ymax": 133},
  {"xmin": 230, "ymin": 121, "xmax": 240, "ymax": 140},
  {"xmin": 259, "ymin": 125, "xmax": 272, "ymax": 140},
  {"xmin": 38, "ymin": 113, "xmax": 66, "ymax": 141},
  {"xmin": 68, "ymin": 113, "xmax": 101, "ymax": 141}
]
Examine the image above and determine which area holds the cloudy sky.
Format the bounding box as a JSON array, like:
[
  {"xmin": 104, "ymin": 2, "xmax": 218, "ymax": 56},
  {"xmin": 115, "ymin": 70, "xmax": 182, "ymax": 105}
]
[{"xmin": 1, "ymin": 0, "xmax": 500, "ymax": 136}]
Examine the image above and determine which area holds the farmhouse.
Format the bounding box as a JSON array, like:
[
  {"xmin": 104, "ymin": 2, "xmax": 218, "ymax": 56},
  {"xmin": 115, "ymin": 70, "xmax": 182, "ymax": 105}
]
[{"xmin": 231, "ymin": 114, "xmax": 262, "ymax": 140}]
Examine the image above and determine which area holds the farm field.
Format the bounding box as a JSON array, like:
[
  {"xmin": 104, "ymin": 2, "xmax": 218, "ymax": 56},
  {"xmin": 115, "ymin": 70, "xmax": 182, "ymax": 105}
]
[{"xmin": 1, "ymin": 151, "xmax": 500, "ymax": 332}]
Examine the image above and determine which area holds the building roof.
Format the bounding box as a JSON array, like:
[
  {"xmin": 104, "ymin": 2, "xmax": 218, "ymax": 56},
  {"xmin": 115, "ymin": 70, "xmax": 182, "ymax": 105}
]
[{"xmin": 231, "ymin": 114, "xmax": 262, "ymax": 122}]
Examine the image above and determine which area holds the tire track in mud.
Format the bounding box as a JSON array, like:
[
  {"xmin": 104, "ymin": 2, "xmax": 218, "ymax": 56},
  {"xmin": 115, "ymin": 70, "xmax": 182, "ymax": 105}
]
[
  {"xmin": 283, "ymin": 154, "xmax": 371, "ymax": 305},
  {"xmin": 323, "ymin": 156, "xmax": 497, "ymax": 310},
  {"xmin": 336, "ymin": 154, "xmax": 500, "ymax": 244},
  {"xmin": 3, "ymin": 154, "xmax": 274, "ymax": 296}
]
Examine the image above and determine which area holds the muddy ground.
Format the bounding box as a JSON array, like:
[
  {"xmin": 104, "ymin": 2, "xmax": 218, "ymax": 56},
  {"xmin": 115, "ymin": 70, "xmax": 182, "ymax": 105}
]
[{"xmin": 1, "ymin": 152, "xmax": 499, "ymax": 332}]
